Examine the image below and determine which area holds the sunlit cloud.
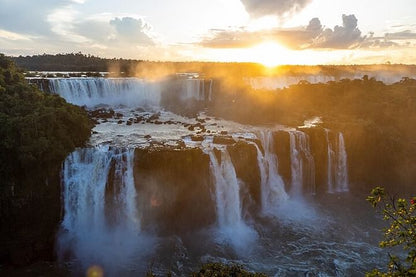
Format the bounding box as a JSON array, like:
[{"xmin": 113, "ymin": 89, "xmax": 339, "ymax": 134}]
[
  {"xmin": 240, "ymin": 0, "xmax": 312, "ymax": 18},
  {"xmin": 0, "ymin": 29, "xmax": 31, "ymax": 41},
  {"xmin": 199, "ymin": 14, "xmax": 413, "ymax": 51},
  {"xmin": 0, "ymin": 0, "xmax": 414, "ymax": 64}
]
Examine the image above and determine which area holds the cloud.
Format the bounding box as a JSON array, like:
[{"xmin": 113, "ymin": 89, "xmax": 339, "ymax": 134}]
[
  {"xmin": 200, "ymin": 15, "xmax": 369, "ymax": 50},
  {"xmin": 109, "ymin": 17, "xmax": 154, "ymax": 44},
  {"xmin": 385, "ymin": 30, "xmax": 416, "ymax": 40},
  {"xmin": 199, "ymin": 27, "xmax": 259, "ymax": 48},
  {"xmin": 240, "ymin": 0, "xmax": 312, "ymax": 18},
  {"xmin": 311, "ymin": 14, "xmax": 363, "ymax": 48},
  {"xmin": 74, "ymin": 17, "xmax": 155, "ymax": 45},
  {"xmin": 0, "ymin": 0, "xmax": 79, "ymax": 36}
]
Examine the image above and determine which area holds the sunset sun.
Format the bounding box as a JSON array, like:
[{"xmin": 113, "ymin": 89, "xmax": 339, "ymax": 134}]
[{"xmin": 250, "ymin": 41, "xmax": 288, "ymax": 67}]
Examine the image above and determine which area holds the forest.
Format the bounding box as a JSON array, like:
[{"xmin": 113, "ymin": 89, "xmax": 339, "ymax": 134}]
[
  {"xmin": 11, "ymin": 53, "xmax": 416, "ymax": 79},
  {"xmin": 0, "ymin": 54, "xmax": 93, "ymax": 265}
]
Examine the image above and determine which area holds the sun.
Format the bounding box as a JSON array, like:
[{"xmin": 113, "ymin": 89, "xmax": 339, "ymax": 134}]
[{"xmin": 249, "ymin": 41, "xmax": 289, "ymax": 67}]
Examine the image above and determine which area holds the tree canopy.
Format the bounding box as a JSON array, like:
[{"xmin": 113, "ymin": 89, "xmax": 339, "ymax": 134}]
[{"xmin": 0, "ymin": 54, "xmax": 94, "ymax": 187}]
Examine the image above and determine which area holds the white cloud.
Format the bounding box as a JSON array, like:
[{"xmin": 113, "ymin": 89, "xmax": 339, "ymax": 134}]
[
  {"xmin": 240, "ymin": 0, "xmax": 312, "ymax": 18},
  {"xmin": 0, "ymin": 29, "xmax": 31, "ymax": 41}
]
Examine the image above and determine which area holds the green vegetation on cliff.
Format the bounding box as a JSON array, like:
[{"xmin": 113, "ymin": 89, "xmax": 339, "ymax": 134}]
[
  {"xmin": 367, "ymin": 187, "xmax": 416, "ymax": 276},
  {"xmin": 0, "ymin": 53, "xmax": 94, "ymax": 186}
]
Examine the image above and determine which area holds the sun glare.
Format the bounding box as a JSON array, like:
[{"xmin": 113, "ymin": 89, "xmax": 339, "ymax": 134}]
[{"xmin": 250, "ymin": 41, "xmax": 288, "ymax": 67}]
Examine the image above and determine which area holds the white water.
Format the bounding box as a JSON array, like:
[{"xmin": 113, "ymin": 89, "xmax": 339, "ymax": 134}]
[
  {"xmin": 336, "ymin": 133, "xmax": 349, "ymax": 192},
  {"xmin": 207, "ymin": 148, "xmax": 257, "ymax": 251},
  {"xmin": 255, "ymin": 131, "xmax": 288, "ymax": 215},
  {"xmin": 49, "ymin": 78, "xmax": 162, "ymax": 108},
  {"xmin": 48, "ymin": 77, "xmax": 211, "ymax": 108},
  {"xmin": 325, "ymin": 130, "xmax": 349, "ymax": 193},
  {"xmin": 58, "ymin": 146, "xmax": 153, "ymax": 274},
  {"xmin": 289, "ymin": 131, "xmax": 316, "ymax": 195}
]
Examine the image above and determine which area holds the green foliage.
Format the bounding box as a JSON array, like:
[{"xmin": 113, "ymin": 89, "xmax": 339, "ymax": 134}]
[
  {"xmin": 367, "ymin": 187, "xmax": 416, "ymax": 276},
  {"xmin": 191, "ymin": 263, "xmax": 267, "ymax": 277},
  {"xmin": 0, "ymin": 53, "xmax": 94, "ymax": 187}
]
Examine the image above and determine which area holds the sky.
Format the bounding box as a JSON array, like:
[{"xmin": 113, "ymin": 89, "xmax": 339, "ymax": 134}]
[{"xmin": 0, "ymin": 0, "xmax": 415, "ymax": 65}]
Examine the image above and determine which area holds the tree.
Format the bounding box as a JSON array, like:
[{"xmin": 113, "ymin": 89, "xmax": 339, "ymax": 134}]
[
  {"xmin": 367, "ymin": 187, "xmax": 416, "ymax": 276},
  {"xmin": 0, "ymin": 53, "xmax": 94, "ymax": 188}
]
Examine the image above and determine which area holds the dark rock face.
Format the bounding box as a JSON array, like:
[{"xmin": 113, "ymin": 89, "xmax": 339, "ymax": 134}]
[
  {"xmin": 134, "ymin": 148, "xmax": 215, "ymax": 235},
  {"xmin": 227, "ymin": 141, "xmax": 261, "ymax": 213},
  {"xmin": 302, "ymin": 128, "xmax": 329, "ymax": 194},
  {"xmin": 27, "ymin": 79, "xmax": 51, "ymax": 93},
  {"xmin": 0, "ymin": 168, "xmax": 61, "ymax": 266},
  {"xmin": 159, "ymin": 78, "xmax": 208, "ymax": 117},
  {"xmin": 273, "ymin": 131, "xmax": 291, "ymax": 192}
]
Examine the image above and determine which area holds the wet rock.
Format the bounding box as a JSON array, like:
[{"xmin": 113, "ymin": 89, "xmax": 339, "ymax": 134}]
[
  {"xmin": 149, "ymin": 112, "xmax": 161, "ymax": 121},
  {"xmin": 144, "ymin": 135, "xmax": 152, "ymax": 139},
  {"xmin": 191, "ymin": 135, "xmax": 204, "ymax": 141},
  {"xmin": 213, "ymin": 136, "xmax": 235, "ymax": 145},
  {"xmin": 134, "ymin": 116, "xmax": 144, "ymax": 123},
  {"xmin": 117, "ymin": 120, "xmax": 123, "ymax": 124},
  {"xmin": 88, "ymin": 108, "xmax": 115, "ymax": 119},
  {"xmin": 177, "ymin": 140, "xmax": 186, "ymax": 149}
]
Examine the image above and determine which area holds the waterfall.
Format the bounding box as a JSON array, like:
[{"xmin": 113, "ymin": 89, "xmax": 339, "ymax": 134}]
[
  {"xmin": 49, "ymin": 78, "xmax": 162, "ymax": 108},
  {"xmin": 58, "ymin": 146, "xmax": 150, "ymax": 272},
  {"xmin": 207, "ymin": 147, "xmax": 257, "ymax": 250},
  {"xmin": 208, "ymin": 79, "xmax": 213, "ymax": 101},
  {"xmin": 208, "ymin": 149, "xmax": 242, "ymax": 227},
  {"xmin": 325, "ymin": 130, "xmax": 349, "ymax": 193},
  {"xmin": 336, "ymin": 133, "xmax": 349, "ymax": 192},
  {"xmin": 254, "ymin": 131, "xmax": 288, "ymax": 215},
  {"xmin": 48, "ymin": 77, "xmax": 209, "ymax": 108},
  {"xmin": 289, "ymin": 131, "xmax": 316, "ymax": 195}
]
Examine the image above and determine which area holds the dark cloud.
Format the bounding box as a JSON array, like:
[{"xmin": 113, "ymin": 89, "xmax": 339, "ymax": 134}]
[
  {"xmin": 240, "ymin": 0, "xmax": 312, "ymax": 18},
  {"xmin": 311, "ymin": 14, "xmax": 363, "ymax": 48}
]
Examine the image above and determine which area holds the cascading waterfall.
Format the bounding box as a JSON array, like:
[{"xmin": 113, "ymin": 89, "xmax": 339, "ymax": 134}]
[
  {"xmin": 208, "ymin": 149, "xmax": 242, "ymax": 227},
  {"xmin": 48, "ymin": 77, "xmax": 210, "ymax": 108},
  {"xmin": 208, "ymin": 79, "xmax": 213, "ymax": 101},
  {"xmin": 207, "ymin": 147, "xmax": 257, "ymax": 250},
  {"xmin": 57, "ymin": 146, "xmax": 152, "ymax": 273},
  {"xmin": 325, "ymin": 130, "xmax": 349, "ymax": 193},
  {"xmin": 49, "ymin": 78, "xmax": 162, "ymax": 108},
  {"xmin": 254, "ymin": 131, "xmax": 288, "ymax": 215},
  {"xmin": 289, "ymin": 131, "xmax": 316, "ymax": 195},
  {"xmin": 180, "ymin": 79, "xmax": 204, "ymax": 101}
]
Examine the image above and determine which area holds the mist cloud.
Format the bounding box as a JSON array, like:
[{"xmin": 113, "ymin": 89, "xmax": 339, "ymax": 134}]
[{"xmin": 240, "ymin": 0, "xmax": 312, "ymax": 18}]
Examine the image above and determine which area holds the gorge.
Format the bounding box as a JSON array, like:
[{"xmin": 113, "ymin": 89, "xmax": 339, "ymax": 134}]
[{"xmin": 21, "ymin": 76, "xmax": 396, "ymax": 275}]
